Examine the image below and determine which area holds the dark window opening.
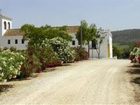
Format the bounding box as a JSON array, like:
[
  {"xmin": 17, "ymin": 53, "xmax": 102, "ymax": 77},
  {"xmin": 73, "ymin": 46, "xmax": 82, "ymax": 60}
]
[
  {"xmin": 4, "ymin": 21, "xmax": 7, "ymax": 30},
  {"xmin": 91, "ymin": 40, "xmax": 97, "ymax": 49},
  {"xmin": 72, "ymin": 40, "xmax": 75, "ymax": 45},
  {"xmin": 8, "ymin": 22, "xmax": 10, "ymax": 29},
  {"xmin": 15, "ymin": 39, "xmax": 18, "ymax": 44},
  {"xmin": 8, "ymin": 40, "xmax": 10, "ymax": 44},
  {"xmin": 21, "ymin": 39, "xmax": 24, "ymax": 44}
]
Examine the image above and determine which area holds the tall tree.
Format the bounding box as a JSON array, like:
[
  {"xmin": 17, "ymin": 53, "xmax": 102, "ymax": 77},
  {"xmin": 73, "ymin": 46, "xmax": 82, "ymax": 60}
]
[
  {"xmin": 76, "ymin": 20, "xmax": 88, "ymax": 47},
  {"xmin": 87, "ymin": 24, "xmax": 98, "ymax": 56},
  {"xmin": 76, "ymin": 21, "xmax": 98, "ymax": 57},
  {"xmin": 94, "ymin": 28, "xmax": 105, "ymax": 59},
  {"xmin": 21, "ymin": 24, "xmax": 72, "ymax": 42}
]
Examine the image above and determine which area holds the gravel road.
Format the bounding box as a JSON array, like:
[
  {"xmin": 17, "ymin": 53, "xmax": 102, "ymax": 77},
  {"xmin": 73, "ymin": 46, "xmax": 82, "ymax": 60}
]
[{"xmin": 0, "ymin": 59, "xmax": 137, "ymax": 105}]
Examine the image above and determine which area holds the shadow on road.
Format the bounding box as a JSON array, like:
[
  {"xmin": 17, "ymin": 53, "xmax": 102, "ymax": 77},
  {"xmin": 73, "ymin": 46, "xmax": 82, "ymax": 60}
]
[
  {"xmin": 127, "ymin": 65, "xmax": 140, "ymax": 85},
  {"xmin": 127, "ymin": 64, "xmax": 140, "ymax": 102},
  {"xmin": 131, "ymin": 77, "xmax": 140, "ymax": 85},
  {"xmin": 0, "ymin": 84, "xmax": 13, "ymax": 93},
  {"xmin": 127, "ymin": 68, "xmax": 140, "ymax": 75}
]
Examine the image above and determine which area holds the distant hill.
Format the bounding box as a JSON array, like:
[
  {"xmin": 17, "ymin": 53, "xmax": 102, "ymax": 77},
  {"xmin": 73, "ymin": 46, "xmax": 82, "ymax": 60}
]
[{"xmin": 112, "ymin": 29, "xmax": 140, "ymax": 44}]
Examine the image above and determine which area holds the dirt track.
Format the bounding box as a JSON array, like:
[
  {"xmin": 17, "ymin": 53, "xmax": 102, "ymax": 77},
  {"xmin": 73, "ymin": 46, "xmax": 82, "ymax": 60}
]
[{"xmin": 0, "ymin": 59, "xmax": 138, "ymax": 105}]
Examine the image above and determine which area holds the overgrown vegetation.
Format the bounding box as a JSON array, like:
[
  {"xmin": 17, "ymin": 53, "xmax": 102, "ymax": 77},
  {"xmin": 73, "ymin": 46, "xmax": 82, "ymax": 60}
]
[
  {"xmin": 76, "ymin": 20, "xmax": 105, "ymax": 58},
  {"xmin": 112, "ymin": 29, "xmax": 140, "ymax": 59},
  {"xmin": 74, "ymin": 47, "xmax": 88, "ymax": 61},
  {"xmin": 113, "ymin": 43, "xmax": 135, "ymax": 59},
  {"xmin": 0, "ymin": 23, "xmax": 91, "ymax": 82},
  {"xmin": 0, "ymin": 50, "xmax": 25, "ymax": 82},
  {"xmin": 130, "ymin": 47, "xmax": 140, "ymax": 63}
]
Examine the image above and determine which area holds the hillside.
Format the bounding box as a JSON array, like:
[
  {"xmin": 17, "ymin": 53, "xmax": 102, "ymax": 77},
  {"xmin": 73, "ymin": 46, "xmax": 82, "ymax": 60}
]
[{"xmin": 112, "ymin": 29, "xmax": 140, "ymax": 43}]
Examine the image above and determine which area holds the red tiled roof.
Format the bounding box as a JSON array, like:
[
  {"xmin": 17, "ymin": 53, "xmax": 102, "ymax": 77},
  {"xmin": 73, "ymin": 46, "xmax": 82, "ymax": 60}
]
[
  {"xmin": 4, "ymin": 29, "xmax": 24, "ymax": 36},
  {"xmin": 4, "ymin": 26, "xmax": 79, "ymax": 37},
  {"xmin": 66, "ymin": 26, "xmax": 79, "ymax": 33}
]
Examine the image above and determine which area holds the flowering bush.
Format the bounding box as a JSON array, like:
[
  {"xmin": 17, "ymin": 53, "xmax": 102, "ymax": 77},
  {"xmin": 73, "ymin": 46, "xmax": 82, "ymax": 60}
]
[
  {"xmin": 130, "ymin": 47, "xmax": 140, "ymax": 63},
  {"xmin": 0, "ymin": 50, "xmax": 25, "ymax": 82},
  {"xmin": 20, "ymin": 51, "xmax": 41, "ymax": 78},
  {"xmin": 74, "ymin": 47, "xmax": 89, "ymax": 61},
  {"xmin": 20, "ymin": 38, "xmax": 62, "ymax": 77},
  {"xmin": 38, "ymin": 39, "xmax": 62, "ymax": 68},
  {"xmin": 50, "ymin": 37, "xmax": 75, "ymax": 63}
]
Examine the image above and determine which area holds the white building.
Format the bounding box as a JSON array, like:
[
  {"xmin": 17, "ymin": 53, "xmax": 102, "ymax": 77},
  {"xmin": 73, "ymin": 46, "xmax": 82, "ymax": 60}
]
[
  {"xmin": 0, "ymin": 14, "xmax": 27, "ymax": 50},
  {"xmin": 0, "ymin": 14, "xmax": 113, "ymax": 58},
  {"xmin": 67, "ymin": 26, "xmax": 113, "ymax": 58}
]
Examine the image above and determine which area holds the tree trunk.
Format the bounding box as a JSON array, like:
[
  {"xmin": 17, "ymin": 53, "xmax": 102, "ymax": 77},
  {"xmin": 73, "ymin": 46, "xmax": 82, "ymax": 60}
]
[
  {"xmin": 98, "ymin": 45, "xmax": 101, "ymax": 59},
  {"xmin": 96, "ymin": 46, "xmax": 100, "ymax": 59},
  {"xmin": 88, "ymin": 41, "xmax": 90, "ymax": 58}
]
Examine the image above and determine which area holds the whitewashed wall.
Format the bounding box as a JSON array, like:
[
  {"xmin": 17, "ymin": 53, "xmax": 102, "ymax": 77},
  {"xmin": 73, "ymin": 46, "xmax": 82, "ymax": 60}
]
[
  {"xmin": 69, "ymin": 33, "xmax": 79, "ymax": 47},
  {"xmin": 108, "ymin": 32, "xmax": 113, "ymax": 58},
  {"xmin": 68, "ymin": 31, "xmax": 113, "ymax": 58},
  {"xmin": 87, "ymin": 30, "xmax": 113, "ymax": 58},
  {"xmin": 0, "ymin": 36, "xmax": 27, "ymax": 50},
  {"xmin": 1, "ymin": 18, "xmax": 12, "ymax": 36}
]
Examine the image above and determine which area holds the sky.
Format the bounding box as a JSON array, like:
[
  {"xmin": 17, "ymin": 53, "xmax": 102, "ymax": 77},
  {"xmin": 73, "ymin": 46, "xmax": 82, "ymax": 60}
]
[{"xmin": 0, "ymin": 0, "xmax": 140, "ymax": 31}]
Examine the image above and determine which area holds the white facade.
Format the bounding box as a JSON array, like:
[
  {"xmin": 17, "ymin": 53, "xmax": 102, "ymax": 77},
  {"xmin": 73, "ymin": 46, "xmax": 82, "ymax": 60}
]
[
  {"xmin": 0, "ymin": 15, "xmax": 27, "ymax": 50},
  {"xmin": 88, "ymin": 30, "xmax": 113, "ymax": 58},
  {"xmin": 69, "ymin": 30, "xmax": 113, "ymax": 59},
  {"xmin": 0, "ymin": 36, "xmax": 27, "ymax": 50},
  {"xmin": 0, "ymin": 15, "xmax": 12, "ymax": 36}
]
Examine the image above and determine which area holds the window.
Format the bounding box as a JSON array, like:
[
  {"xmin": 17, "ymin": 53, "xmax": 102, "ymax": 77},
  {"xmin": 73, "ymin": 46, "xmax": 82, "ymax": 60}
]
[
  {"xmin": 91, "ymin": 40, "xmax": 96, "ymax": 49},
  {"xmin": 8, "ymin": 40, "xmax": 10, "ymax": 44},
  {"xmin": 21, "ymin": 39, "xmax": 24, "ymax": 44},
  {"xmin": 8, "ymin": 22, "xmax": 10, "ymax": 29},
  {"xmin": 15, "ymin": 39, "xmax": 18, "ymax": 44},
  {"xmin": 72, "ymin": 40, "xmax": 75, "ymax": 45},
  {"xmin": 4, "ymin": 21, "xmax": 7, "ymax": 30}
]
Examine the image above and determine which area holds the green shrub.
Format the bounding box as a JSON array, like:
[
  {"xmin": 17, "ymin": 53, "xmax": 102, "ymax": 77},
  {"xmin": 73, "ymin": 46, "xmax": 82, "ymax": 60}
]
[
  {"xmin": 10, "ymin": 47, "xmax": 17, "ymax": 52},
  {"xmin": 130, "ymin": 47, "xmax": 140, "ymax": 63},
  {"xmin": 37, "ymin": 39, "xmax": 61, "ymax": 69},
  {"xmin": 50, "ymin": 37, "xmax": 75, "ymax": 63},
  {"xmin": 0, "ymin": 50, "xmax": 25, "ymax": 82},
  {"xmin": 3, "ymin": 47, "xmax": 8, "ymax": 51},
  {"xmin": 20, "ymin": 46, "xmax": 41, "ymax": 78},
  {"xmin": 74, "ymin": 47, "xmax": 88, "ymax": 61}
]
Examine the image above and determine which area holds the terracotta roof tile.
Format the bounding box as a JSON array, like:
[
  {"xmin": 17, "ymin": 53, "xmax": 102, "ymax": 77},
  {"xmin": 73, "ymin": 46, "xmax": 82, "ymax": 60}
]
[
  {"xmin": 4, "ymin": 29, "xmax": 24, "ymax": 36},
  {"xmin": 66, "ymin": 26, "xmax": 79, "ymax": 33},
  {"xmin": 4, "ymin": 26, "xmax": 79, "ymax": 37}
]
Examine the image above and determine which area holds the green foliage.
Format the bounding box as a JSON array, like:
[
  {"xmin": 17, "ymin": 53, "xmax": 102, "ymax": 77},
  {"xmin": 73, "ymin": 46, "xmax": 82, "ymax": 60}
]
[
  {"xmin": 20, "ymin": 36, "xmax": 75, "ymax": 77},
  {"xmin": 76, "ymin": 20, "xmax": 104, "ymax": 58},
  {"xmin": 20, "ymin": 24, "xmax": 74, "ymax": 76},
  {"xmin": 129, "ymin": 47, "xmax": 140, "ymax": 63},
  {"xmin": 50, "ymin": 37, "xmax": 75, "ymax": 63},
  {"xmin": 74, "ymin": 47, "xmax": 88, "ymax": 61},
  {"xmin": 113, "ymin": 43, "xmax": 135, "ymax": 59},
  {"xmin": 21, "ymin": 24, "xmax": 72, "ymax": 43},
  {"xmin": 113, "ymin": 44, "xmax": 122, "ymax": 58},
  {"xmin": 20, "ymin": 48, "xmax": 41, "ymax": 78},
  {"xmin": 76, "ymin": 20, "xmax": 102, "ymax": 45},
  {"xmin": 76, "ymin": 20, "xmax": 89, "ymax": 45},
  {"xmin": 9, "ymin": 47, "xmax": 17, "ymax": 52},
  {"xmin": 0, "ymin": 50, "xmax": 25, "ymax": 82}
]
